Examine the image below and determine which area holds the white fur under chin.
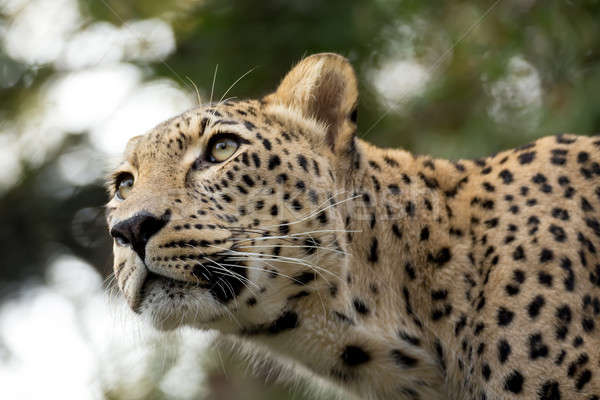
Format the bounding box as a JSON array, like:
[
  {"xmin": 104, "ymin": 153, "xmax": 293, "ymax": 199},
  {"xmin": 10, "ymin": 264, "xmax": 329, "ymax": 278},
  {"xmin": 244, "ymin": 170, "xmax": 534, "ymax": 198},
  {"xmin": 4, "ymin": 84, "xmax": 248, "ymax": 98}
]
[{"xmin": 137, "ymin": 282, "xmax": 226, "ymax": 332}]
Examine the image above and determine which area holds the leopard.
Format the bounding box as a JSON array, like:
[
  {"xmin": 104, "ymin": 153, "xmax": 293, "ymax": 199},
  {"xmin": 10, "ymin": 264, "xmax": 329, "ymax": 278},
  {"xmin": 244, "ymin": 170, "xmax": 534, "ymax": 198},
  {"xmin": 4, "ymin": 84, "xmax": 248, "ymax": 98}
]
[{"xmin": 106, "ymin": 53, "xmax": 600, "ymax": 399}]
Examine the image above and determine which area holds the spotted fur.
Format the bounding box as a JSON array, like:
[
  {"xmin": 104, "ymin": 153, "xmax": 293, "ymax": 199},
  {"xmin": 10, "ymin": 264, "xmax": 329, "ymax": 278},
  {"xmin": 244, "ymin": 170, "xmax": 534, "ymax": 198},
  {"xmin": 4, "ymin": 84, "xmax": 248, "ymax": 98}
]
[{"xmin": 107, "ymin": 53, "xmax": 600, "ymax": 399}]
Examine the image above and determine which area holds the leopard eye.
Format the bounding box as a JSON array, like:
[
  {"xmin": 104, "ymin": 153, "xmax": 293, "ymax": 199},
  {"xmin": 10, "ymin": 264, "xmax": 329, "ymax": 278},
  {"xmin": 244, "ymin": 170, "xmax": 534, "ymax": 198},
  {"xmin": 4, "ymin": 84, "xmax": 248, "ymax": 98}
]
[
  {"xmin": 115, "ymin": 173, "xmax": 134, "ymax": 200},
  {"xmin": 208, "ymin": 135, "xmax": 239, "ymax": 163}
]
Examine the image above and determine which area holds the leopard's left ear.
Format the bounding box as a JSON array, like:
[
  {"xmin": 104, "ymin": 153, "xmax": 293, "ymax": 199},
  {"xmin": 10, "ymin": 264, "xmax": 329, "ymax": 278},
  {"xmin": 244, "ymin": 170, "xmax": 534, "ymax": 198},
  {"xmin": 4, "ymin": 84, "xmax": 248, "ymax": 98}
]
[{"xmin": 265, "ymin": 53, "xmax": 358, "ymax": 154}]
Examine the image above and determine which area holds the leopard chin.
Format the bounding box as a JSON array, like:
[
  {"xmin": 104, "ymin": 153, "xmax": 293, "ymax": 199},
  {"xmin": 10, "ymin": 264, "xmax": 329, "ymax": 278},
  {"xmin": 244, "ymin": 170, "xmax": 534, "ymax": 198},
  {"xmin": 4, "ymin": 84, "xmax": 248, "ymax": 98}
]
[{"xmin": 135, "ymin": 272, "xmax": 229, "ymax": 331}]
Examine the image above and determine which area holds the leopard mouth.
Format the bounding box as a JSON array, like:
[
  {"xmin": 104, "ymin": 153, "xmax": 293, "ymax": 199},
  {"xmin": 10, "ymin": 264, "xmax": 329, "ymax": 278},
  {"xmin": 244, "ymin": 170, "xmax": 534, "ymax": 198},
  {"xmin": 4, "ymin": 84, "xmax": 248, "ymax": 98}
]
[{"xmin": 136, "ymin": 254, "xmax": 248, "ymax": 311}]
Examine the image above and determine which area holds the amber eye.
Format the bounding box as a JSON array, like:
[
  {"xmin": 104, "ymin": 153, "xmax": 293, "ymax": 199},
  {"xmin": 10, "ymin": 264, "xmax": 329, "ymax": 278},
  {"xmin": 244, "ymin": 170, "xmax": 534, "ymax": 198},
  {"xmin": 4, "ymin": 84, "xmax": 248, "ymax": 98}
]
[
  {"xmin": 115, "ymin": 173, "xmax": 134, "ymax": 200},
  {"xmin": 208, "ymin": 135, "xmax": 239, "ymax": 163}
]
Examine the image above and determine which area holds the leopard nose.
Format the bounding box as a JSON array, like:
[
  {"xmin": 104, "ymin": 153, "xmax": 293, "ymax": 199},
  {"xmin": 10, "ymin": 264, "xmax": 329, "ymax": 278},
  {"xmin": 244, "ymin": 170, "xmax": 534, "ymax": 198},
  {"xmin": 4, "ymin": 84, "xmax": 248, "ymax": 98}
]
[{"xmin": 110, "ymin": 212, "xmax": 168, "ymax": 260}]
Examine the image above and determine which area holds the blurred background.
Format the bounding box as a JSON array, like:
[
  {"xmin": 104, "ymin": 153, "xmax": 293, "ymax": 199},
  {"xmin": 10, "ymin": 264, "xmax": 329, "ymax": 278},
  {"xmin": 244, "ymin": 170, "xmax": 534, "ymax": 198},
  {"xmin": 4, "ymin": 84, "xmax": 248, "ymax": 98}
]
[{"xmin": 0, "ymin": 0, "xmax": 599, "ymax": 398}]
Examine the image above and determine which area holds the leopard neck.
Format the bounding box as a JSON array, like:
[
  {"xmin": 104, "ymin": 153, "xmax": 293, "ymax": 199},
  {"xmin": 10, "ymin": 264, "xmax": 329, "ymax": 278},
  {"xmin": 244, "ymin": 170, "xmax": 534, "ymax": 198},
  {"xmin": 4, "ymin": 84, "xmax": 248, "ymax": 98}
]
[
  {"xmin": 330, "ymin": 137, "xmax": 479, "ymax": 396},
  {"xmin": 237, "ymin": 138, "xmax": 478, "ymax": 399}
]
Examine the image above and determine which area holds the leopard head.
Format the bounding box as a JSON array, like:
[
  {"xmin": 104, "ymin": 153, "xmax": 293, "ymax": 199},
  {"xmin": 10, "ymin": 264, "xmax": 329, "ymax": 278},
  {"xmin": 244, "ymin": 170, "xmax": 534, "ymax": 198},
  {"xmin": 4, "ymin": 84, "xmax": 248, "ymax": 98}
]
[{"xmin": 106, "ymin": 53, "xmax": 359, "ymax": 331}]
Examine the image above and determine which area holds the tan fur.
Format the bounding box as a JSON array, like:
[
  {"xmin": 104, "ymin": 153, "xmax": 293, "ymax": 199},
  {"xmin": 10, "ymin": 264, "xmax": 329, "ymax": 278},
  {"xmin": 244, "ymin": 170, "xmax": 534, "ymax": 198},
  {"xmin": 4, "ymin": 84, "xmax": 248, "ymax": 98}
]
[{"xmin": 107, "ymin": 53, "xmax": 600, "ymax": 399}]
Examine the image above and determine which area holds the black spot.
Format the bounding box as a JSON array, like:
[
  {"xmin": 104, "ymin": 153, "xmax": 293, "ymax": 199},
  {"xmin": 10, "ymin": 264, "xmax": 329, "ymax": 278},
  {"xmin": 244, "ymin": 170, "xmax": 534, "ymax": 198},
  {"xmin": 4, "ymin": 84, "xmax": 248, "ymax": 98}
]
[
  {"xmin": 513, "ymin": 246, "xmax": 525, "ymax": 261},
  {"xmin": 476, "ymin": 296, "xmax": 486, "ymax": 311},
  {"xmin": 556, "ymin": 304, "xmax": 572, "ymax": 324},
  {"xmin": 504, "ymin": 370, "xmax": 524, "ymax": 393},
  {"xmin": 454, "ymin": 314, "xmax": 467, "ymax": 335},
  {"xmin": 577, "ymin": 151, "xmax": 590, "ymax": 163},
  {"xmin": 268, "ymin": 155, "xmax": 281, "ymax": 170},
  {"xmin": 556, "ymin": 134, "xmax": 576, "ymax": 144},
  {"xmin": 529, "ymin": 333, "xmax": 549, "ymax": 359},
  {"xmin": 369, "ymin": 160, "xmax": 381, "ymax": 171},
  {"xmin": 549, "ymin": 225, "xmax": 566, "ymax": 242},
  {"xmin": 560, "ymin": 258, "xmax": 575, "ymax": 291},
  {"xmin": 368, "ymin": 238, "xmax": 379, "ymax": 263},
  {"xmin": 538, "ymin": 271, "xmax": 553, "ymax": 287},
  {"xmin": 555, "ymin": 350, "xmax": 566, "ymax": 365},
  {"xmin": 276, "ymin": 173, "xmax": 288, "ymax": 183},
  {"xmin": 582, "ymin": 318, "xmax": 595, "ymax": 332},
  {"xmin": 392, "ymin": 224, "xmax": 402, "ymax": 239},
  {"xmin": 581, "ymin": 196, "xmax": 594, "ymax": 212},
  {"xmin": 420, "ymin": 227, "xmax": 430, "ymax": 241},
  {"xmin": 482, "ymin": 363, "xmax": 491, "ymax": 381},
  {"xmin": 428, "ymin": 247, "xmax": 452, "ymax": 267},
  {"xmin": 399, "ymin": 331, "xmax": 421, "ymax": 347},
  {"xmin": 270, "ymin": 204, "xmax": 278, "ymax": 216},
  {"xmin": 353, "ymin": 298, "xmax": 370, "ymax": 315},
  {"xmin": 246, "ymin": 297, "xmax": 257, "ymax": 306},
  {"xmin": 404, "ymin": 262, "xmax": 416, "ymax": 280},
  {"xmin": 528, "ymin": 295, "xmax": 545, "ymax": 318},
  {"xmin": 302, "ymin": 238, "xmax": 320, "ymax": 255},
  {"xmin": 499, "ymin": 169, "xmax": 514, "ymax": 184},
  {"xmin": 538, "ymin": 380, "xmax": 560, "ymax": 400},
  {"xmin": 431, "ymin": 304, "xmax": 453, "ymax": 321},
  {"xmin": 297, "ymin": 154, "xmax": 308, "ymax": 172},
  {"xmin": 241, "ymin": 152, "xmax": 250, "ymax": 166},
  {"xmin": 575, "ymin": 370, "xmax": 592, "ymax": 391},
  {"xmin": 388, "ymin": 184, "xmax": 400, "ymax": 194},
  {"xmin": 268, "ymin": 311, "xmax": 298, "ymax": 334},
  {"xmin": 333, "ymin": 311, "xmax": 354, "ymax": 325},
  {"xmin": 585, "ymin": 217, "xmax": 600, "ymax": 237},
  {"xmin": 482, "ymin": 199, "xmax": 495, "ymax": 210},
  {"xmin": 384, "ymin": 156, "xmax": 398, "ymax": 167},
  {"xmin": 431, "ymin": 289, "xmax": 448, "ymax": 301},
  {"xmin": 483, "ymin": 182, "xmax": 495, "ymax": 192},
  {"xmin": 251, "ymin": 153, "xmax": 261, "ymax": 168},
  {"xmin": 293, "ymin": 271, "xmax": 317, "ymax": 285},
  {"xmin": 551, "ymin": 150, "xmax": 567, "ymax": 165},
  {"xmin": 497, "ymin": 307, "xmax": 514, "ymax": 326},
  {"xmin": 291, "ymin": 199, "xmax": 302, "ymax": 210},
  {"xmin": 532, "ymin": 173, "xmax": 547, "ymax": 184},
  {"xmin": 513, "ymin": 269, "xmax": 525, "ymax": 283},
  {"xmin": 485, "ymin": 218, "xmax": 499, "ymax": 228},
  {"xmin": 405, "ymin": 201, "xmax": 415, "ymax": 217},
  {"xmin": 278, "ymin": 223, "xmax": 290, "ymax": 235},
  {"xmin": 341, "ymin": 345, "xmax": 371, "ymax": 366},
  {"xmin": 434, "ymin": 339, "xmax": 446, "ymax": 372},
  {"xmin": 390, "ymin": 349, "xmax": 418, "ymax": 368},
  {"xmin": 518, "ymin": 151, "xmax": 536, "ymax": 164},
  {"xmin": 498, "ymin": 339, "xmax": 511, "ymax": 364},
  {"xmin": 505, "ymin": 284, "xmax": 519, "ymax": 296},
  {"xmin": 242, "ymin": 174, "xmax": 255, "ymax": 187},
  {"xmin": 551, "ymin": 208, "xmax": 569, "ymax": 221},
  {"xmin": 287, "ymin": 291, "xmax": 309, "ymax": 300},
  {"xmin": 262, "ymin": 138, "xmax": 272, "ymax": 150},
  {"xmin": 540, "ymin": 248, "xmax": 554, "ymax": 263},
  {"xmin": 329, "ymin": 284, "xmax": 338, "ymax": 297},
  {"xmin": 317, "ymin": 211, "xmax": 328, "ymax": 224}
]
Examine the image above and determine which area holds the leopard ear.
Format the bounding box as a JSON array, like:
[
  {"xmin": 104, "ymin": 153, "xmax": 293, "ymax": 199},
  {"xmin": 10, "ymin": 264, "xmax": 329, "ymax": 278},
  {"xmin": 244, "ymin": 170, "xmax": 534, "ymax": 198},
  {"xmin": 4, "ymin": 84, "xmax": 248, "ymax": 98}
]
[{"xmin": 265, "ymin": 53, "xmax": 358, "ymax": 154}]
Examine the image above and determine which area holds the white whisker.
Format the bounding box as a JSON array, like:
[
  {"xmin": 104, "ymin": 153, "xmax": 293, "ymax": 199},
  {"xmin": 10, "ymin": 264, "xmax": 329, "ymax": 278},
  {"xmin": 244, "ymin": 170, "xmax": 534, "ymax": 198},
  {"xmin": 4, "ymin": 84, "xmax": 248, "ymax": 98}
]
[
  {"xmin": 219, "ymin": 67, "xmax": 256, "ymax": 103},
  {"xmin": 210, "ymin": 64, "xmax": 218, "ymax": 105},
  {"xmin": 239, "ymin": 243, "xmax": 349, "ymax": 256}
]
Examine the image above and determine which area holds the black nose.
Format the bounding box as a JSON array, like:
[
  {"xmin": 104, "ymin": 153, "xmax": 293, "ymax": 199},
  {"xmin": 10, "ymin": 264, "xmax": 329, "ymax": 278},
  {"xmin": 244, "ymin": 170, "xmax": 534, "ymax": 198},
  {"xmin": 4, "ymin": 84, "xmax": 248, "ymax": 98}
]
[{"xmin": 110, "ymin": 211, "xmax": 169, "ymax": 260}]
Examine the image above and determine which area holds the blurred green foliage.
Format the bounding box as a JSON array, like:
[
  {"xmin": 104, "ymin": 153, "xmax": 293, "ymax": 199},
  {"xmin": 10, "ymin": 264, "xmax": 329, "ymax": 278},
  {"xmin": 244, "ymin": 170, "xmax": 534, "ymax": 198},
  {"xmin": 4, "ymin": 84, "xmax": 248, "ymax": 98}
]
[{"xmin": 1, "ymin": 0, "xmax": 600, "ymax": 398}]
